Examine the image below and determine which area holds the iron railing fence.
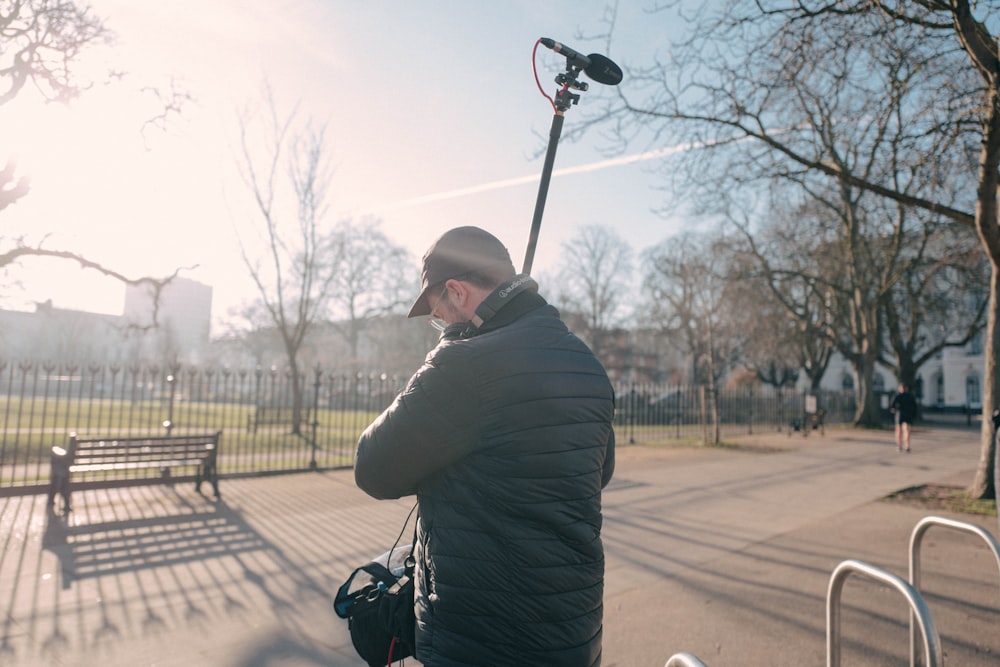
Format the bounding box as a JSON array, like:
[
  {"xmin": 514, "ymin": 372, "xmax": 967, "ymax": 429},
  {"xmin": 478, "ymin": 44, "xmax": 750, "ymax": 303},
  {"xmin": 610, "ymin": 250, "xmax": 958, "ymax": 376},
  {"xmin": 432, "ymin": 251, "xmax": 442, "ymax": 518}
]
[
  {"xmin": 0, "ymin": 361, "xmax": 406, "ymax": 494},
  {"xmin": 0, "ymin": 361, "xmax": 855, "ymax": 494},
  {"xmin": 615, "ymin": 383, "xmax": 856, "ymax": 444}
]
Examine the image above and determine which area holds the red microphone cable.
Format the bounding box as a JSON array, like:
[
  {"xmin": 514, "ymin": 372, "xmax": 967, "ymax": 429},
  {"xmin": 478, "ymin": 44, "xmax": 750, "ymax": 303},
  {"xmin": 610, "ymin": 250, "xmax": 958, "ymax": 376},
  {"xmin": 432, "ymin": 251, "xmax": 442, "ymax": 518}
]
[{"xmin": 533, "ymin": 38, "xmax": 565, "ymax": 113}]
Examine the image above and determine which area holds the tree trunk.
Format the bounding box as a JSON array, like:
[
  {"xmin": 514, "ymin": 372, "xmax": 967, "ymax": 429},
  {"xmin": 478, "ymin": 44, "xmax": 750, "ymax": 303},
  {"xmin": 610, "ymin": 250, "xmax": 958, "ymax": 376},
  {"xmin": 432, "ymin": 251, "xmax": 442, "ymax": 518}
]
[
  {"xmin": 896, "ymin": 363, "xmax": 919, "ymax": 393},
  {"xmin": 708, "ymin": 386, "xmax": 720, "ymax": 446},
  {"xmin": 281, "ymin": 336, "xmax": 304, "ymax": 437},
  {"xmin": 970, "ymin": 262, "xmax": 999, "ymax": 500},
  {"xmin": 969, "ymin": 83, "xmax": 1000, "ymax": 501},
  {"xmin": 852, "ymin": 352, "xmax": 882, "ymax": 427},
  {"xmin": 289, "ymin": 359, "xmax": 304, "ymax": 436}
]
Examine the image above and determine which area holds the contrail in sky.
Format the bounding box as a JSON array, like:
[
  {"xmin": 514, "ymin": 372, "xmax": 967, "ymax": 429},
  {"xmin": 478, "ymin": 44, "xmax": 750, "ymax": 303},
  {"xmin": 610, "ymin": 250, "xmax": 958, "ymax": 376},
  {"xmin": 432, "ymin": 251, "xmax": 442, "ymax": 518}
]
[{"xmin": 365, "ymin": 141, "xmax": 701, "ymax": 214}]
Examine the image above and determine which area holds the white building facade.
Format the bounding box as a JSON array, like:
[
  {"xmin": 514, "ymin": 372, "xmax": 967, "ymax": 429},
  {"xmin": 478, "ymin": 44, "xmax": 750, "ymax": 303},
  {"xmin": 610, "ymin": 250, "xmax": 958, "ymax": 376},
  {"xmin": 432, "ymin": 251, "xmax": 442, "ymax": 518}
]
[{"xmin": 815, "ymin": 335, "xmax": 985, "ymax": 412}]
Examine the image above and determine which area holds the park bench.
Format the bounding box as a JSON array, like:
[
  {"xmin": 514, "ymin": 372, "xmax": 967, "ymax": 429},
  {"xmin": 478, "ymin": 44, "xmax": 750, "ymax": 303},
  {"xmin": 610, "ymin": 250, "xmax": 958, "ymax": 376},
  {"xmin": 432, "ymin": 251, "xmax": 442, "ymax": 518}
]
[
  {"xmin": 246, "ymin": 406, "xmax": 310, "ymax": 433},
  {"xmin": 47, "ymin": 431, "xmax": 222, "ymax": 514},
  {"xmin": 789, "ymin": 394, "xmax": 825, "ymax": 436},
  {"xmin": 790, "ymin": 409, "xmax": 826, "ymax": 436}
]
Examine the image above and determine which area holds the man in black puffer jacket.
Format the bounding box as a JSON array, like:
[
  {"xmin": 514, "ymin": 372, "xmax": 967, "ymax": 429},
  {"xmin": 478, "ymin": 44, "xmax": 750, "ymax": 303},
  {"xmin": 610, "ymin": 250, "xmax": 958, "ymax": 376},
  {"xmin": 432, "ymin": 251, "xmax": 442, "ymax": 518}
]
[{"xmin": 355, "ymin": 226, "xmax": 615, "ymax": 667}]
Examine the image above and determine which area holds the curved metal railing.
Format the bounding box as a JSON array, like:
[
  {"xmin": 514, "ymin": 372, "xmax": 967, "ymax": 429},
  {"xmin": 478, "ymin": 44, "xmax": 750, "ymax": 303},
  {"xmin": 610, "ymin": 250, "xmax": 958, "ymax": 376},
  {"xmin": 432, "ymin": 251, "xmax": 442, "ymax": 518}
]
[
  {"xmin": 827, "ymin": 559, "xmax": 942, "ymax": 667},
  {"xmin": 908, "ymin": 516, "xmax": 1000, "ymax": 667},
  {"xmin": 664, "ymin": 652, "xmax": 709, "ymax": 667}
]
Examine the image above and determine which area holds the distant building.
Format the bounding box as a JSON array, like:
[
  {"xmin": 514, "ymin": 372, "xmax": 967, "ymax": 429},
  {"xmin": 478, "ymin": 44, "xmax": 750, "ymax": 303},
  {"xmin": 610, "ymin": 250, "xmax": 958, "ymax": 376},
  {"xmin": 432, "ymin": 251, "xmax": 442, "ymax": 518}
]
[
  {"xmin": 124, "ymin": 278, "xmax": 213, "ymax": 364},
  {"xmin": 0, "ymin": 301, "xmax": 123, "ymax": 362},
  {"xmin": 805, "ymin": 334, "xmax": 985, "ymax": 413},
  {"xmin": 0, "ymin": 277, "xmax": 212, "ymax": 365}
]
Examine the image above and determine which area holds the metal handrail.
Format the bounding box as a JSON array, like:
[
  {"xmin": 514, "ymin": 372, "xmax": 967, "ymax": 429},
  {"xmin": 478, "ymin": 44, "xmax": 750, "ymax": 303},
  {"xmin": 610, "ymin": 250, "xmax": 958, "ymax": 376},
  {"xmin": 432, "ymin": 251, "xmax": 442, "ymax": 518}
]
[
  {"xmin": 827, "ymin": 559, "xmax": 942, "ymax": 667},
  {"xmin": 664, "ymin": 653, "xmax": 709, "ymax": 667},
  {"xmin": 908, "ymin": 516, "xmax": 1000, "ymax": 667}
]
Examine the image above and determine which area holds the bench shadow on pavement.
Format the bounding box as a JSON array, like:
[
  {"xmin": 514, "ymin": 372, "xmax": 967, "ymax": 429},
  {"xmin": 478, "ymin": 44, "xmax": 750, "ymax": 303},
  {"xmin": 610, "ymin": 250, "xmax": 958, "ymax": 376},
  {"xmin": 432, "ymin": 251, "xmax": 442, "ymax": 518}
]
[
  {"xmin": 41, "ymin": 487, "xmax": 273, "ymax": 589},
  {"xmin": 46, "ymin": 513, "xmax": 226, "ymax": 589},
  {"xmin": 22, "ymin": 482, "xmax": 341, "ymax": 667}
]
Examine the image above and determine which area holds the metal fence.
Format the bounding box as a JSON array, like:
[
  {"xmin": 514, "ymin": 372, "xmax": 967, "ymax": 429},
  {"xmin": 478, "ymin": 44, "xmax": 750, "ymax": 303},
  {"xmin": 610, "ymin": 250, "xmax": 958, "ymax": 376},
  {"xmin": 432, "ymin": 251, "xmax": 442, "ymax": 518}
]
[
  {"xmin": 615, "ymin": 382, "xmax": 855, "ymax": 444},
  {"xmin": 0, "ymin": 361, "xmax": 855, "ymax": 494}
]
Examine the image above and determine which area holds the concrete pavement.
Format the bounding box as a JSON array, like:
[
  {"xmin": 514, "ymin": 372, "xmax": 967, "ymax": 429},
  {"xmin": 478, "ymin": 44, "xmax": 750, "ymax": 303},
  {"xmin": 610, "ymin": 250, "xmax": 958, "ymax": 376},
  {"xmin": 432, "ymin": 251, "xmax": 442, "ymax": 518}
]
[{"xmin": 0, "ymin": 422, "xmax": 997, "ymax": 666}]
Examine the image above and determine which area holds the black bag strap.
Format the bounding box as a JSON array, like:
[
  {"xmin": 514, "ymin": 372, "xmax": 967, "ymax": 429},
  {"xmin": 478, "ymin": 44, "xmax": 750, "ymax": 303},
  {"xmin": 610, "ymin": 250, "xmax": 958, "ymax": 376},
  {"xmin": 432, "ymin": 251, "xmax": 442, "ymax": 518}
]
[
  {"xmin": 333, "ymin": 561, "xmax": 397, "ymax": 618},
  {"xmin": 333, "ymin": 502, "xmax": 420, "ymax": 619}
]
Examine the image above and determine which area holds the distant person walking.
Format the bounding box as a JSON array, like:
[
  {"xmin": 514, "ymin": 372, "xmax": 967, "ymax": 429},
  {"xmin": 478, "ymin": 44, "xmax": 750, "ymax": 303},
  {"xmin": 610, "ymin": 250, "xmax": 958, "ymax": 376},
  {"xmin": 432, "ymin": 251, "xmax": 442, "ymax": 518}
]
[{"xmin": 890, "ymin": 383, "xmax": 918, "ymax": 452}]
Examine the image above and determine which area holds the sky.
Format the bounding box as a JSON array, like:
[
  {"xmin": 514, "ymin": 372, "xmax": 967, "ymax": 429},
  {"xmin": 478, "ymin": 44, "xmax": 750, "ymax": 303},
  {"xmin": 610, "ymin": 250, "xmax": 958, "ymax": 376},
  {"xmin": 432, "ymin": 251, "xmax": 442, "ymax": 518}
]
[{"xmin": 2, "ymin": 1, "xmax": 690, "ymax": 331}]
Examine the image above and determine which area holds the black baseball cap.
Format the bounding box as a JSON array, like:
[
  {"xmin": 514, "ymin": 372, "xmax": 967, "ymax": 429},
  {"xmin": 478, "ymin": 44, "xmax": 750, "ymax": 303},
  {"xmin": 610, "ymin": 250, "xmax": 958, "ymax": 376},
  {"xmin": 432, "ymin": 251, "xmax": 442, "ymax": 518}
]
[{"xmin": 407, "ymin": 226, "xmax": 515, "ymax": 318}]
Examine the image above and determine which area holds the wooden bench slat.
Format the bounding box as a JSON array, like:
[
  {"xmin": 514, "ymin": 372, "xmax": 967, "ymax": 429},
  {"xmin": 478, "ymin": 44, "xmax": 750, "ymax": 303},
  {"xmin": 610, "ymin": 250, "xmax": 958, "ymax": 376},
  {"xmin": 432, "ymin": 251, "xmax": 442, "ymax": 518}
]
[
  {"xmin": 72, "ymin": 445, "xmax": 215, "ymax": 456},
  {"xmin": 73, "ymin": 440, "xmax": 216, "ymax": 447},
  {"xmin": 70, "ymin": 458, "xmax": 209, "ymax": 473},
  {"xmin": 72, "ymin": 450, "xmax": 214, "ymax": 463}
]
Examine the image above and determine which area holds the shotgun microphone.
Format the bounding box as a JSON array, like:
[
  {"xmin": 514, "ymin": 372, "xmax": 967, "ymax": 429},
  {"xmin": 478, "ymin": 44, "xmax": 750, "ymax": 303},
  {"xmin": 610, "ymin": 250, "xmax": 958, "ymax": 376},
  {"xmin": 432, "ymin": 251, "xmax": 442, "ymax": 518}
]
[
  {"xmin": 540, "ymin": 38, "xmax": 623, "ymax": 86},
  {"xmin": 540, "ymin": 37, "xmax": 591, "ymax": 69}
]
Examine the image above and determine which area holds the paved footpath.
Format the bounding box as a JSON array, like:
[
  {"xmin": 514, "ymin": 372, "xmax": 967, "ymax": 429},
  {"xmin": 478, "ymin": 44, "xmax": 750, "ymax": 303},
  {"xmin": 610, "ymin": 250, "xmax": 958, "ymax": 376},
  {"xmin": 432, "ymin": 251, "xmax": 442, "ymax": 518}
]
[{"xmin": 0, "ymin": 422, "xmax": 997, "ymax": 666}]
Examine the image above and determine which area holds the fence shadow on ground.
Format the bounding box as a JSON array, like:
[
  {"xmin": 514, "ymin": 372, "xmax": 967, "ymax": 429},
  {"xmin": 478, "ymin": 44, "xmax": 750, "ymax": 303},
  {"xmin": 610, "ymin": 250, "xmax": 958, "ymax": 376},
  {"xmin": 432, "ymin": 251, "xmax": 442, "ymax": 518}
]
[
  {"xmin": 1, "ymin": 480, "xmax": 357, "ymax": 666},
  {"xmin": 42, "ymin": 494, "xmax": 266, "ymax": 590}
]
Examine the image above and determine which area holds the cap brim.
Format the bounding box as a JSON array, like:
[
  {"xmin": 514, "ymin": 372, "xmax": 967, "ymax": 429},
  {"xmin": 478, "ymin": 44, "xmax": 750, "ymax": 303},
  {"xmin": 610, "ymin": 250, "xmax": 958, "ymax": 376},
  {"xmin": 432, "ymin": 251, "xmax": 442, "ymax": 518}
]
[{"xmin": 407, "ymin": 288, "xmax": 431, "ymax": 318}]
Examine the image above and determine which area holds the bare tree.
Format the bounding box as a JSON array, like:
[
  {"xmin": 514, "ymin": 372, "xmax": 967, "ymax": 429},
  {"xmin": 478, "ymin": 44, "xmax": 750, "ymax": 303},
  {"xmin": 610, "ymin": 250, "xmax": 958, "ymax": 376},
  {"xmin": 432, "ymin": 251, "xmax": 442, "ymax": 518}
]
[
  {"xmin": 726, "ymin": 264, "xmax": 806, "ymax": 389},
  {"xmin": 551, "ymin": 224, "xmax": 633, "ymax": 353},
  {"xmin": 882, "ymin": 224, "xmax": 988, "ymax": 390},
  {"xmin": 643, "ymin": 230, "xmax": 744, "ymax": 444},
  {"xmin": 234, "ymin": 86, "xmax": 342, "ymax": 435},
  {"xmin": 0, "ymin": 0, "xmax": 109, "ymax": 106},
  {"xmin": 720, "ymin": 221, "xmax": 836, "ymax": 390},
  {"xmin": 0, "ymin": 1, "xmax": 186, "ymax": 321},
  {"xmin": 326, "ymin": 217, "xmax": 413, "ymax": 371},
  {"xmin": 736, "ymin": 183, "xmax": 911, "ymax": 426},
  {"xmin": 789, "ymin": 1, "xmax": 997, "ymax": 500},
  {"xmin": 590, "ymin": 1, "xmax": 999, "ymax": 497},
  {"xmin": 1, "ymin": 1, "xmax": 107, "ymax": 210}
]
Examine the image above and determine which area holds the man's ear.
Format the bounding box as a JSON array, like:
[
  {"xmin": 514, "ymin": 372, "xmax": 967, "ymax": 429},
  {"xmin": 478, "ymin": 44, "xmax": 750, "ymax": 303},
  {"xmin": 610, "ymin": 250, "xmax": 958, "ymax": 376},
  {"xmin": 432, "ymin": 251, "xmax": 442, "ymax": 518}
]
[{"xmin": 445, "ymin": 279, "xmax": 473, "ymax": 310}]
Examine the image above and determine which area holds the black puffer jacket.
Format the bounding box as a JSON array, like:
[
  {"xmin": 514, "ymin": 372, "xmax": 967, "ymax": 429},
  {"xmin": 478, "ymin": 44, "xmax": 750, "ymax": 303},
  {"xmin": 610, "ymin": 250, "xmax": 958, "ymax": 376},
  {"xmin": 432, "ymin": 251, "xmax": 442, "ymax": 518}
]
[{"xmin": 355, "ymin": 295, "xmax": 615, "ymax": 667}]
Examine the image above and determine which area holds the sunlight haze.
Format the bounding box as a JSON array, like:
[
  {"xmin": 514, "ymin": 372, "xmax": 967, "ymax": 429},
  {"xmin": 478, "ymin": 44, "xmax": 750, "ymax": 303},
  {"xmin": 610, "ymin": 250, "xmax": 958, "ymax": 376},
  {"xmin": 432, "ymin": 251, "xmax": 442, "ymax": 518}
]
[{"xmin": 2, "ymin": 1, "xmax": 684, "ymax": 329}]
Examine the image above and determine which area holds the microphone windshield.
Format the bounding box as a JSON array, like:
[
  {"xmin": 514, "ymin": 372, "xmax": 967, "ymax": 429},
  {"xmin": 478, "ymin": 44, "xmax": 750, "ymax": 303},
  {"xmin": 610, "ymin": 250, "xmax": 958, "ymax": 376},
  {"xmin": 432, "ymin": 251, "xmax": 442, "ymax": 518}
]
[{"xmin": 584, "ymin": 54, "xmax": 623, "ymax": 86}]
